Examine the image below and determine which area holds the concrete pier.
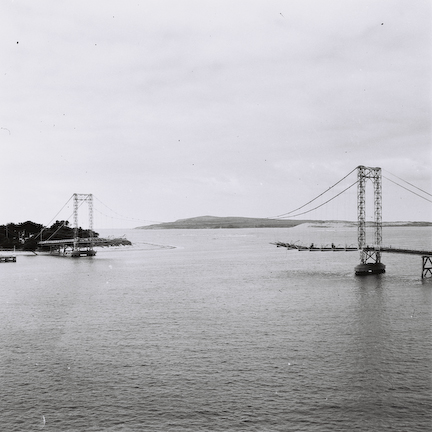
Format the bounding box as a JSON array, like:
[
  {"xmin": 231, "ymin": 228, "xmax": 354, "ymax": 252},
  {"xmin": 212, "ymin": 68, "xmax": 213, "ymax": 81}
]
[{"xmin": 354, "ymin": 262, "xmax": 386, "ymax": 275}]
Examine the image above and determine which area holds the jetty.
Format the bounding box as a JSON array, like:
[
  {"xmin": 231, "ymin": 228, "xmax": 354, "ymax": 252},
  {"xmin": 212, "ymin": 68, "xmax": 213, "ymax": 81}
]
[{"xmin": 0, "ymin": 254, "xmax": 16, "ymax": 262}]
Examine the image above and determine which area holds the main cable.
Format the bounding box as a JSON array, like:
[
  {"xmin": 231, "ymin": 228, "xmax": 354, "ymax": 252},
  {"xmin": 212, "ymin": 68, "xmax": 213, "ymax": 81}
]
[
  {"xmin": 94, "ymin": 196, "xmax": 165, "ymax": 224},
  {"xmin": 383, "ymin": 176, "xmax": 432, "ymax": 203},
  {"xmin": 37, "ymin": 198, "xmax": 90, "ymax": 241},
  {"xmin": 383, "ymin": 169, "xmax": 432, "ymax": 197},
  {"xmin": 277, "ymin": 180, "xmax": 359, "ymax": 219},
  {"xmin": 271, "ymin": 166, "xmax": 358, "ymax": 218},
  {"xmin": 43, "ymin": 194, "xmax": 74, "ymax": 228}
]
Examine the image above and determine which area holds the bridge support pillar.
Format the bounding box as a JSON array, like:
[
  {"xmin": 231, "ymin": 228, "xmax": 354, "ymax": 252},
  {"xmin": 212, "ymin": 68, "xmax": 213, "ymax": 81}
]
[
  {"xmin": 355, "ymin": 166, "xmax": 385, "ymax": 275},
  {"xmin": 72, "ymin": 193, "xmax": 95, "ymax": 257},
  {"xmin": 421, "ymin": 256, "xmax": 432, "ymax": 279},
  {"xmin": 355, "ymin": 262, "xmax": 386, "ymax": 275}
]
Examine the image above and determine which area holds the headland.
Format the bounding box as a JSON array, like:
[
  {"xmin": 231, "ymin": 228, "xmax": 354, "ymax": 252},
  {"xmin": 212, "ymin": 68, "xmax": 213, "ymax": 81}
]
[{"xmin": 136, "ymin": 216, "xmax": 432, "ymax": 230}]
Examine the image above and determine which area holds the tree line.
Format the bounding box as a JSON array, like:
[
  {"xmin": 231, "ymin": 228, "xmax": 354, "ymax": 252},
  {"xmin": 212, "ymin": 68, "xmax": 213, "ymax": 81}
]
[{"xmin": 0, "ymin": 220, "xmax": 99, "ymax": 251}]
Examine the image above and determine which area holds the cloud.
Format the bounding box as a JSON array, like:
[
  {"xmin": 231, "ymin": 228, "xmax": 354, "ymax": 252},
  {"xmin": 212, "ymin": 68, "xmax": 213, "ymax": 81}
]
[{"xmin": 0, "ymin": 0, "xmax": 430, "ymax": 226}]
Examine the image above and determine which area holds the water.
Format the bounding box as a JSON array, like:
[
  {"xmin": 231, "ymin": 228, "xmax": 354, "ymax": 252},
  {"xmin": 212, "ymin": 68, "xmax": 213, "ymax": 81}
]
[{"xmin": 1, "ymin": 226, "xmax": 431, "ymax": 431}]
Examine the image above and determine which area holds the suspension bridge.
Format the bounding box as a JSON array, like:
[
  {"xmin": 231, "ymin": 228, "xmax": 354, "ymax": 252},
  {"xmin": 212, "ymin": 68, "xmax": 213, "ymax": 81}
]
[
  {"xmin": 15, "ymin": 166, "xmax": 432, "ymax": 279},
  {"xmin": 37, "ymin": 193, "xmax": 134, "ymax": 257},
  {"xmin": 274, "ymin": 166, "xmax": 432, "ymax": 279}
]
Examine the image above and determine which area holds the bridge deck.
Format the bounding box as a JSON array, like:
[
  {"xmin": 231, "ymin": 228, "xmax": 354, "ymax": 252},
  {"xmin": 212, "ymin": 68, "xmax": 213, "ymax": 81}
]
[
  {"xmin": 39, "ymin": 238, "xmax": 115, "ymax": 247},
  {"xmin": 274, "ymin": 242, "xmax": 432, "ymax": 256},
  {"xmin": 273, "ymin": 242, "xmax": 358, "ymax": 251},
  {"xmin": 364, "ymin": 246, "xmax": 432, "ymax": 256}
]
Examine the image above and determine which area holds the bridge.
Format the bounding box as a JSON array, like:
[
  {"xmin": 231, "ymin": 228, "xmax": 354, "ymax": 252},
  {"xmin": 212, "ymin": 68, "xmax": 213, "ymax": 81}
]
[
  {"xmin": 38, "ymin": 238, "xmax": 117, "ymax": 257},
  {"xmin": 35, "ymin": 168, "xmax": 431, "ymax": 278},
  {"xmin": 274, "ymin": 166, "xmax": 432, "ymax": 279},
  {"xmin": 36, "ymin": 194, "xmax": 97, "ymax": 257},
  {"xmin": 37, "ymin": 193, "xmax": 132, "ymax": 257}
]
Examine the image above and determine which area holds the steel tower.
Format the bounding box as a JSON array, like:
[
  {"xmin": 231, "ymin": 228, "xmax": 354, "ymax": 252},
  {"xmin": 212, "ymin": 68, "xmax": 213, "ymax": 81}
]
[
  {"xmin": 72, "ymin": 193, "xmax": 95, "ymax": 256},
  {"xmin": 355, "ymin": 166, "xmax": 385, "ymax": 275}
]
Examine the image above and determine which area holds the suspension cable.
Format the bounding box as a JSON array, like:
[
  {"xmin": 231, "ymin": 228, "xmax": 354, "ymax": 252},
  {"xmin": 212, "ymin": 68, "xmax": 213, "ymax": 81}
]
[
  {"xmin": 37, "ymin": 197, "xmax": 89, "ymax": 241},
  {"xmin": 277, "ymin": 180, "xmax": 359, "ymax": 219},
  {"xmin": 43, "ymin": 194, "xmax": 74, "ymax": 228},
  {"xmin": 94, "ymin": 196, "xmax": 165, "ymax": 224},
  {"xmin": 383, "ymin": 169, "xmax": 432, "ymax": 197},
  {"xmin": 271, "ymin": 167, "xmax": 358, "ymax": 218},
  {"xmin": 94, "ymin": 208, "xmax": 162, "ymax": 224},
  {"xmin": 383, "ymin": 176, "xmax": 432, "ymax": 203},
  {"xmin": 33, "ymin": 195, "xmax": 73, "ymax": 241},
  {"xmin": 43, "ymin": 220, "xmax": 71, "ymax": 242}
]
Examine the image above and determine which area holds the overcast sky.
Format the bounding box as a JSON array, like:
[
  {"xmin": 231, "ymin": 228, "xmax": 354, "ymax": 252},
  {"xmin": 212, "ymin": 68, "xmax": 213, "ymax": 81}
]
[{"xmin": 1, "ymin": 0, "xmax": 431, "ymax": 228}]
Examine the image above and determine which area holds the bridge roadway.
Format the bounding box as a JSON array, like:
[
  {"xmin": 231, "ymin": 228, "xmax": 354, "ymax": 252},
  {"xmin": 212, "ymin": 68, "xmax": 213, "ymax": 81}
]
[
  {"xmin": 273, "ymin": 242, "xmax": 432, "ymax": 256},
  {"xmin": 38, "ymin": 237, "xmax": 124, "ymax": 257},
  {"xmin": 273, "ymin": 241, "xmax": 432, "ymax": 278},
  {"xmin": 364, "ymin": 246, "xmax": 432, "ymax": 256},
  {"xmin": 38, "ymin": 238, "xmax": 114, "ymax": 247},
  {"xmin": 39, "ymin": 236, "xmax": 133, "ymax": 256}
]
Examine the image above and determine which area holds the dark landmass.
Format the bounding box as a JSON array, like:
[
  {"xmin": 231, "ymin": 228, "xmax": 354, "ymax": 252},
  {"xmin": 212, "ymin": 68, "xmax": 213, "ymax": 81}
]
[
  {"xmin": 137, "ymin": 216, "xmax": 308, "ymax": 230},
  {"xmin": 0, "ymin": 220, "xmax": 131, "ymax": 251},
  {"xmin": 97, "ymin": 237, "xmax": 132, "ymax": 247},
  {"xmin": 382, "ymin": 221, "xmax": 432, "ymax": 227},
  {"xmin": 136, "ymin": 216, "xmax": 432, "ymax": 230}
]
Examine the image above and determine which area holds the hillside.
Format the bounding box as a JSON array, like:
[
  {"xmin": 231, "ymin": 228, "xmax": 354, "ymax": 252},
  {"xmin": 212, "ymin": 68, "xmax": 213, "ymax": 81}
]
[
  {"xmin": 135, "ymin": 216, "xmax": 432, "ymax": 230},
  {"xmin": 136, "ymin": 216, "xmax": 310, "ymax": 230}
]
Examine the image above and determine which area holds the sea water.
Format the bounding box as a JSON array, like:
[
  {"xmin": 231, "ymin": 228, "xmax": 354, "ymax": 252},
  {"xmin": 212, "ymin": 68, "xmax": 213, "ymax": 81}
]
[{"xmin": 1, "ymin": 226, "xmax": 431, "ymax": 431}]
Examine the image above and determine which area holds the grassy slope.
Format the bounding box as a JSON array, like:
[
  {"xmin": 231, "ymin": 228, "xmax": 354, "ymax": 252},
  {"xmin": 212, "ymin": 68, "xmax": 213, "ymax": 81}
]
[
  {"xmin": 137, "ymin": 216, "xmax": 312, "ymax": 229},
  {"xmin": 136, "ymin": 216, "xmax": 432, "ymax": 230}
]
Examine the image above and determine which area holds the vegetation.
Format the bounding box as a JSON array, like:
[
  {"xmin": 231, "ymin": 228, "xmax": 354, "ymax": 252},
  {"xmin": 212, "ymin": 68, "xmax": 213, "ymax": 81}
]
[{"xmin": 0, "ymin": 220, "xmax": 99, "ymax": 251}]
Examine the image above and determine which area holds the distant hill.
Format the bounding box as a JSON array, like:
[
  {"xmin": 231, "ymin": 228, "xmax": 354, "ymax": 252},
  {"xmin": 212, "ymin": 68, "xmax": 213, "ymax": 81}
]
[
  {"xmin": 136, "ymin": 216, "xmax": 311, "ymax": 230},
  {"xmin": 135, "ymin": 216, "xmax": 432, "ymax": 230}
]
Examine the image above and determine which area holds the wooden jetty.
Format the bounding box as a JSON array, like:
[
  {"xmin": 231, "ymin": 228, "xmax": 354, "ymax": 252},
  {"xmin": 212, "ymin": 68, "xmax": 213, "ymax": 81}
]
[{"xmin": 0, "ymin": 255, "xmax": 16, "ymax": 262}]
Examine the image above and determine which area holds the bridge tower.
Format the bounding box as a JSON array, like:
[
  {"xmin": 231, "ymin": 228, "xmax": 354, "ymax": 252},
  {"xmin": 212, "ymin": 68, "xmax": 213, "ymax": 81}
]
[
  {"xmin": 355, "ymin": 166, "xmax": 386, "ymax": 275},
  {"xmin": 72, "ymin": 193, "xmax": 96, "ymax": 257}
]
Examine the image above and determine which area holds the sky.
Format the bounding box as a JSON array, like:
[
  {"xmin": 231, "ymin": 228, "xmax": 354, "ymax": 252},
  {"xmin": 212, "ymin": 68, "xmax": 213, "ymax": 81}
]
[{"xmin": 1, "ymin": 0, "xmax": 431, "ymax": 229}]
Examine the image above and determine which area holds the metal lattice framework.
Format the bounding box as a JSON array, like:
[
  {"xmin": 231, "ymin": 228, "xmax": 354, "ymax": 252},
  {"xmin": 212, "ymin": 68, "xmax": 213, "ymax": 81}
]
[
  {"xmin": 357, "ymin": 166, "xmax": 382, "ymax": 264},
  {"xmin": 73, "ymin": 193, "xmax": 94, "ymax": 250},
  {"xmin": 422, "ymin": 256, "xmax": 432, "ymax": 279}
]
